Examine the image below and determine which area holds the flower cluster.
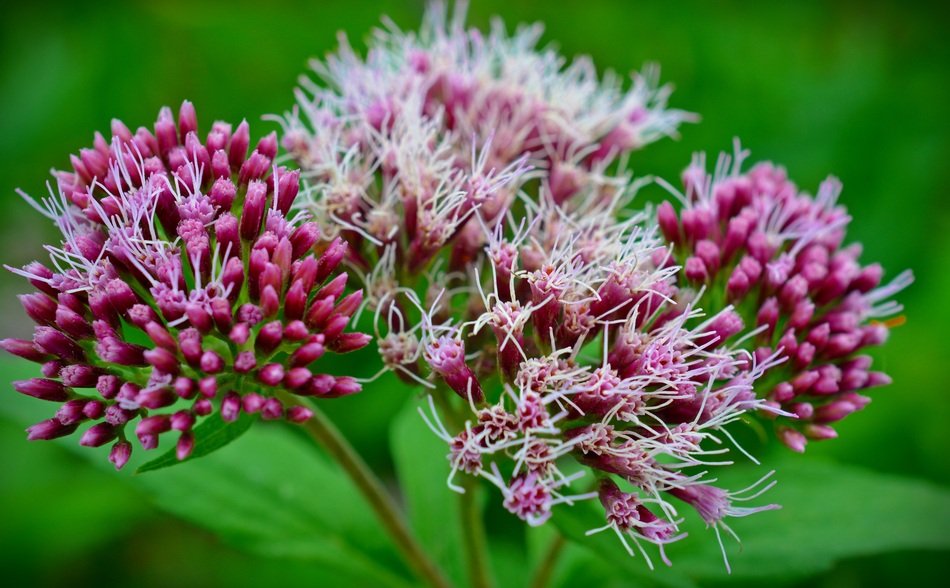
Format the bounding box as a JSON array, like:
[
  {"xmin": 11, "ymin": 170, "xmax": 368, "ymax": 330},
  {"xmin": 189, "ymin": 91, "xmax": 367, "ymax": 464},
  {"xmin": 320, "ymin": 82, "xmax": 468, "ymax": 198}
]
[
  {"xmin": 277, "ymin": 0, "xmax": 691, "ymax": 292},
  {"xmin": 3, "ymin": 102, "xmax": 369, "ymax": 468},
  {"xmin": 656, "ymin": 143, "xmax": 912, "ymax": 451},
  {"xmin": 272, "ymin": 2, "xmax": 869, "ymax": 568},
  {"xmin": 412, "ymin": 189, "xmax": 782, "ymax": 568}
]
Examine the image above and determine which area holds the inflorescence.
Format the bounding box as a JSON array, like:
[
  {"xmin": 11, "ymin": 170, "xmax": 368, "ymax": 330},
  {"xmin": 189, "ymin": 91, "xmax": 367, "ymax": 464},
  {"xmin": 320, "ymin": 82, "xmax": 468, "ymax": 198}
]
[
  {"xmin": 4, "ymin": 0, "xmax": 911, "ymax": 572},
  {"xmin": 4, "ymin": 102, "xmax": 370, "ymax": 469},
  {"xmin": 275, "ymin": 3, "xmax": 911, "ymax": 567}
]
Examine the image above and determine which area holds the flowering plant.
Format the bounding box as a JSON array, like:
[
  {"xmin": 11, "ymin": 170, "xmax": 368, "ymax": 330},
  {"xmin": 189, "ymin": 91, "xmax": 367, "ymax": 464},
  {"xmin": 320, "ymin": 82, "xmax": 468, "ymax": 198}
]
[{"xmin": 2, "ymin": 3, "xmax": 942, "ymax": 588}]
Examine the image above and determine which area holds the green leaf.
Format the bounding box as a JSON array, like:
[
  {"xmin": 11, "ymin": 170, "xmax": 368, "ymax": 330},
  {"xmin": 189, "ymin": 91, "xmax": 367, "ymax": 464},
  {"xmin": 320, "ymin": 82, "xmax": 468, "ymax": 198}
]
[
  {"xmin": 137, "ymin": 412, "xmax": 255, "ymax": 473},
  {"xmin": 668, "ymin": 454, "xmax": 950, "ymax": 581},
  {"xmin": 0, "ymin": 357, "xmax": 413, "ymax": 586},
  {"xmin": 390, "ymin": 395, "xmax": 468, "ymax": 586},
  {"xmin": 136, "ymin": 424, "xmax": 414, "ymax": 588},
  {"xmin": 553, "ymin": 453, "xmax": 950, "ymax": 584}
]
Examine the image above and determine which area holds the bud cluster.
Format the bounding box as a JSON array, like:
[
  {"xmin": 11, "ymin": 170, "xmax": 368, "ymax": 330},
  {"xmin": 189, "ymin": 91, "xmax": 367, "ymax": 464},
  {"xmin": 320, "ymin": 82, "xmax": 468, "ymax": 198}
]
[
  {"xmin": 4, "ymin": 102, "xmax": 369, "ymax": 468},
  {"xmin": 656, "ymin": 144, "xmax": 911, "ymax": 451}
]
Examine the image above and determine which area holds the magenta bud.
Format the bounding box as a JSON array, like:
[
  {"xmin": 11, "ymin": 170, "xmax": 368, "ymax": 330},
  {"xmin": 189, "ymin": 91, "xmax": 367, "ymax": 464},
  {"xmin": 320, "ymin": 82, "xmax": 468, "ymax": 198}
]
[
  {"xmin": 258, "ymin": 363, "xmax": 285, "ymax": 386},
  {"xmin": 284, "ymin": 320, "xmax": 309, "ymax": 341},
  {"xmin": 176, "ymin": 432, "xmax": 195, "ymax": 460},
  {"xmin": 97, "ymin": 375, "xmax": 121, "ymax": 399},
  {"xmin": 200, "ymin": 351, "xmax": 224, "ymax": 374},
  {"xmin": 802, "ymin": 317, "xmax": 829, "ymax": 346},
  {"xmin": 237, "ymin": 303, "xmax": 263, "ymax": 326},
  {"xmin": 193, "ymin": 398, "xmax": 213, "ymax": 416},
  {"xmin": 240, "ymin": 180, "xmax": 267, "ymax": 241},
  {"xmin": 127, "ymin": 304, "xmax": 158, "ymax": 328},
  {"xmin": 80, "ymin": 423, "xmax": 117, "ymax": 447},
  {"xmin": 866, "ymin": 371, "xmax": 892, "ymax": 388},
  {"xmin": 275, "ymin": 169, "xmax": 301, "ymax": 215},
  {"xmin": 205, "ymin": 299, "xmax": 232, "ymax": 333},
  {"xmin": 260, "ymin": 284, "xmax": 280, "ymax": 318},
  {"xmin": 1, "ymin": 338, "xmax": 50, "ymax": 362},
  {"xmin": 138, "ymin": 387, "xmax": 176, "ymax": 410},
  {"xmin": 287, "ymin": 405, "xmax": 313, "ymax": 423},
  {"xmin": 327, "ymin": 376, "xmax": 361, "ymax": 398},
  {"xmin": 229, "ymin": 120, "xmax": 250, "ymax": 169},
  {"xmin": 792, "ymin": 370, "xmax": 820, "ymax": 394},
  {"xmin": 307, "ymin": 374, "xmax": 336, "ymax": 396},
  {"xmin": 315, "ymin": 237, "xmax": 347, "ymax": 283},
  {"xmin": 109, "ymin": 441, "xmax": 133, "ymax": 470},
  {"xmin": 136, "ymin": 415, "xmax": 171, "ymax": 439},
  {"xmin": 804, "ymin": 424, "xmax": 838, "ymax": 440},
  {"xmin": 178, "ymin": 328, "xmax": 203, "ymax": 366},
  {"xmin": 321, "ymin": 314, "xmax": 350, "ymax": 341},
  {"xmin": 144, "ymin": 321, "xmax": 177, "ymax": 351},
  {"xmin": 778, "ymin": 427, "xmax": 807, "ymax": 453},
  {"xmin": 221, "ymin": 392, "xmax": 241, "ymax": 422},
  {"xmin": 284, "ymin": 280, "xmax": 308, "ymax": 320},
  {"xmin": 242, "ymin": 393, "xmax": 266, "ymax": 414},
  {"xmin": 656, "ymin": 201, "xmax": 680, "ymax": 243},
  {"xmin": 144, "ymin": 347, "xmax": 180, "ymax": 375},
  {"xmin": 334, "ymin": 290, "xmax": 363, "ymax": 319},
  {"xmin": 13, "ymin": 378, "xmax": 69, "ymax": 402},
  {"xmin": 684, "ymin": 256, "xmax": 708, "ymax": 283},
  {"xmin": 19, "ymin": 292, "xmax": 57, "ymax": 325},
  {"xmin": 221, "ymin": 254, "xmax": 245, "ymax": 300},
  {"xmin": 289, "ymin": 220, "xmax": 320, "ymax": 258},
  {"xmin": 234, "ymin": 351, "xmax": 257, "ymax": 373},
  {"xmin": 261, "ymin": 398, "xmax": 284, "ymax": 420},
  {"xmin": 210, "ymin": 148, "xmax": 230, "ymax": 178},
  {"xmin": 284, "ymin": 367, "xmax": 312, "ymax": 389},
  {"xmin": 255, "ymin": 321, "xmax": 284, "ymax": 354},
  {"xmin": 756, "ymin": 298, "xmax": 780, "ymax": 334},
  {"xmin": 199, "ymin": 376, "xmax": 218, "ymax": 398},
  {"xmin": 861, "ymin": 323, "xmax": 889, "ymax": 346},
  {"xmin": 174, "ymin": 377, "xmax": 196, "ymax": 399},
  {"xmin": 229, "ymin": 322, "xmax": 251, "ymax": 345},
  {"xmin": 186, "ymin": 303, "xmax": 214, "ymax": 333},
  {"xmin": 256, "ymin": 131, "xmax": 278, "ymax": 160},
  {"xmin": 331, "ymin": 332, "xmax": 372, "ymax": 353},
  {"xmin": 178, "ymin": 100, "xmax": 198, "ymax": 141},
  {"xmin": 104, "ymin": 404, "xmax": 133, "ymax": 426},
  {"xmin": 726, "ymin": 268, "xmax": 751, "ymax": 302},
  {"xmin": 27, "ymin": 418, "xmax": 78, "ymax": 441},
  {"xmin": 84, "ymin": 401, "xmax": 105, "ymax": 420},
  {"xmin": 105, "ymin": 278, "xmax": 139, "ymax": 314},
  {"xmin": 814, "ymin": 400, "xmax": 858, "ymax": 423},
  {"xmin": 55, "ymin": 399, "xmax": 88, "ymax": 425},
  {"xmin": 215, "ymin": 213, "xmax": 240, "ymax": 262},
  {"xmin": 34, "ymin": 326, "xmax": 85, "ymax": 362},
  {"xmin": 41, "ymin": 360, "xmax": 62, "ymax": 377},
  {"xmin": 771, "ymin": 382, "xmax": 795, "ymax": 403},
  {"xmin": 305, "ymin": 296, "xmax": 335, "ymax": 329},
  {"xmin": 60, "ymin": 364, "xmax": 99, "ymax": 387}
]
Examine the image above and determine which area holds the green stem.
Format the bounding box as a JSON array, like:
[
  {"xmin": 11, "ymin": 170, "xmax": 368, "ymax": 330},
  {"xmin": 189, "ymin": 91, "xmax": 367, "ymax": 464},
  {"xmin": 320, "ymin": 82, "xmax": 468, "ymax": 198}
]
[
  {"xmin": 459, "ymin": 476, "xmax": 494, "ymax": 588},
  {"xmin": 527, "ymin": 533, "xmax": 565, "ymax": 588},
  {"xmin": 280, "ymin": 393, "xmax": 451, "ymax": 588},
  {"xmin": 433, "ymin": 385, "xmax": 494, "ymax": 588}
]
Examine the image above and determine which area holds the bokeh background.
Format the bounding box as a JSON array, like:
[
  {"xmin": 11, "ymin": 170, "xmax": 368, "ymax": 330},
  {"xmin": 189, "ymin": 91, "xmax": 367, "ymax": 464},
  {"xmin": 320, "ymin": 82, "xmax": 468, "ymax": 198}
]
[{"xmin": 1, "ymin": 0, "xmax": 948, "ymax": 586}]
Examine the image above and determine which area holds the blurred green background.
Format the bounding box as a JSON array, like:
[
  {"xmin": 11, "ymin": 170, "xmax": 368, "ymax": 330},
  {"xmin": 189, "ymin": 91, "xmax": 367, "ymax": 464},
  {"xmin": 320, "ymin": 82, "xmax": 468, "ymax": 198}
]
[{"xmin": 1, "ymin": 0, "xmax": 948, "ymax": 586}]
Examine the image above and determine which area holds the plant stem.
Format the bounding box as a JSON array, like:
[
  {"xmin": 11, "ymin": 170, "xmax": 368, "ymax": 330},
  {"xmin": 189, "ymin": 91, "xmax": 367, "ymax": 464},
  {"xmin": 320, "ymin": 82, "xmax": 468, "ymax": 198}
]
[
  {"xmin": 433, "ymin": 384, "xmax": 494, "ymax": 588},
  {"xmin": 459, "ymin": 476, "xmax": 494, "ymax": 588},
  {"xmin": 527, "ymin": 533, "xmax": 566, "ymax": 588},
  {"xmin": 280, "ymin": 393, "xmax": 451, "ymax": 588}
]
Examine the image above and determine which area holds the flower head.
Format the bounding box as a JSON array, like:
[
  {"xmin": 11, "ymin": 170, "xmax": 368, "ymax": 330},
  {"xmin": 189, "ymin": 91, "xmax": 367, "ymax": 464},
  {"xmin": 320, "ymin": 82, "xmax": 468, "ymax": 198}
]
[
  {"xmin": 4, "ymin": 102, "xmax": 369, "ymax": 468},
  {"xmin": 655, "ymin": 141, "xmax": 912, "ymax": 451}
]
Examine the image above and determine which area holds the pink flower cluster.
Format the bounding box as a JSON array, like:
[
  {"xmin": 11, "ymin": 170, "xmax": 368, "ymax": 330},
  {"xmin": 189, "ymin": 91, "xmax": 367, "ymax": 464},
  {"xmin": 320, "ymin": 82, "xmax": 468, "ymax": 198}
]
[
  {"xmin": 412, "ymin": 192, "xmax": 782, "ymax": 568},
  {"xmin": 656, "ymin": 144, "xmax": 912, "ymax": 451},
  {"xmin": 271, "ymin": 3, "xmax": 912, "ymax": 567},
  {"xmin": 4, "ymin": 102, "xmax": 369, "ymax": 468}
]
